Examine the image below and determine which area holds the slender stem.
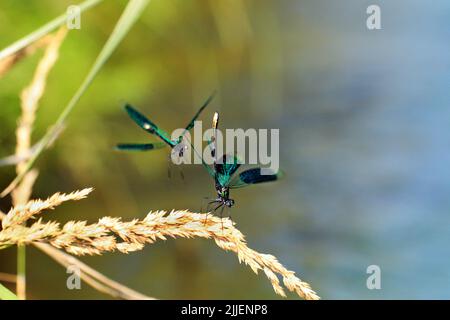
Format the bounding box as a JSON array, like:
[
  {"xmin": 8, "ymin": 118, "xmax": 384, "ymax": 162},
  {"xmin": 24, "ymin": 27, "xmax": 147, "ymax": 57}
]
[
  {"xmin": 16, "ymin": 245, "xmax": 26, "ymax": 299},
  {"xmin": 34, "ymin": 242, "xmax": 154, "ymax": 299},
  {"xmin": 0, "ymin": 0, "xmax": 103, "ymax": 60},
  {"xmin": 0, "ymin": 283, "xmax": 18, "ymax": 300},
  {"xmin": 0, "ymin": 272, "xmax": 17, "ymax": 283}
]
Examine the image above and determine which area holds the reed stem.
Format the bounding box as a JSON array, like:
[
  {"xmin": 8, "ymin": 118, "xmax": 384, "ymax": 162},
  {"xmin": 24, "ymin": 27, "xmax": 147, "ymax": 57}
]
[{"xmin": 16, "ymin": 245, "xmax": 26, "ymax": 299}]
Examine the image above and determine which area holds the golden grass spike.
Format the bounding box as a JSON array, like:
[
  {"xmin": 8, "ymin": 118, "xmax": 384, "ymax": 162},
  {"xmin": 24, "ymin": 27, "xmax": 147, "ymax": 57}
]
[
  {"xmin": 2, "ymin": 188, "xmax": 93, "ymax": 229},
  {"xmin": 0, "ymin": 208, "xmax": 319, "ymax": 300},
  {"xmin": 0, "ymin": 209, "xmax": 154, "ymax": 300}
]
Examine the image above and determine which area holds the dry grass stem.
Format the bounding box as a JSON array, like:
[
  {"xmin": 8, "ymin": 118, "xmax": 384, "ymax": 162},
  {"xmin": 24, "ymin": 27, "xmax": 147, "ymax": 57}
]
[
  {"xmin": 2, "ymin": 188, "xmax": 93, "ymax": 229},
  {"xmin": 14, "ymin": 27, "xmax": 67, "ymax": 177},
  {"xmin": 11, "ymin": 26, "xmax": 67, "ymax": 207},
  {"xmin": 10, "ymin": 170, "xmax": 39, "ymax": 209},
  {"xmin": 0, "ymin": 272, "xmax": 17, "ymax": 283},
  {"xmin": 0, "ymin": 35, "xmax": 53, "ymax": 79},
  {"xmin": 7, "ymin": 26, "xmax": 67, "ymax": 299},
  {"xmin": 0, "ymin": 199, "xmax": 320, "ymax": 300},
  {"xmin": 34, "ymin": 242, "xmax": 155, "ymax": 300}
]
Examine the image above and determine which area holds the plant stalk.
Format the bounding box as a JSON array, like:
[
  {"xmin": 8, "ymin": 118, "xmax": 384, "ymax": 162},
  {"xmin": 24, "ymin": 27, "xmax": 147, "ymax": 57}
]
[
  {"xmin": 16, "ymin": 245, "xmax": 26, "ymax": 299},
  {"xmin": 0, "ymin": 0, "xmax": 103, "ymax": 60}
]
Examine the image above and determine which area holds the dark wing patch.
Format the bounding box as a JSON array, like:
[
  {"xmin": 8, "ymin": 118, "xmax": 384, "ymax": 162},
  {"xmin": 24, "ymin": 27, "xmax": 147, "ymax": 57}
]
[
  {"xmin": 229, "ymin": 168, "xmax": 283, "ymax": 188},
  {"xmin": 116, "ymin": 142, "xmax": 166, "ymax": 151}
]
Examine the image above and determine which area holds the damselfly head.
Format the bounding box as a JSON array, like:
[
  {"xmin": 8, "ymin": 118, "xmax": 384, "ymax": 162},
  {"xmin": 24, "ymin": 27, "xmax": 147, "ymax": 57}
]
[
  {"xmin": 225, "ymin": 199, "xmax": 235, "ymax": 207},
  {"xmin": 171, "ymin": 143, "xmax": 188, "ymax": 163}
]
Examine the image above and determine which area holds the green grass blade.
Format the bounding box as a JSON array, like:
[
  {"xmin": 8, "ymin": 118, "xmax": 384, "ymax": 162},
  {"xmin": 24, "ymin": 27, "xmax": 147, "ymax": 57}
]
[
  {"xmin": 1, "ymin": 0, "xmax": 151, "ymax": 197},
  {"xmin": 0, "ymin": 283, "xmax": 18, "ymax": 300},
  {"xmin": 0, "ymin": 0, "xmax": 103, "ymax": 61}
]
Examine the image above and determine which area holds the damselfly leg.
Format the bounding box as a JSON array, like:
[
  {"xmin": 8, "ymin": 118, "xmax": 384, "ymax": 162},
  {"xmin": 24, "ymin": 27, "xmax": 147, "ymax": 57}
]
[
  {"xmin": 204, "ymin": 200, "xmax": 222, "ymax": 225},
  {"xmin": 217, "ymin": 204, "xmax": 225, "ymax": 232},
  {"xmin": 167, "ymin": 154, "xmax": 185, "ymax": 180}
]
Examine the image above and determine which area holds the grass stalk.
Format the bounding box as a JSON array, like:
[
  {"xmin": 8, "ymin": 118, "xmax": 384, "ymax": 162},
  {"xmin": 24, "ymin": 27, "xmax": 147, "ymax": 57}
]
[
  {"xmin": 0, "ymin": 0, "xmax": 103, "ymax": 61},
  {"xmin": 0, "ymin": 273, "xmax": 17, "ymax": 283},
  {"xmin": 16, "ymin": 245, "xmax": 26, "ymax": 299},
  {"xmin": 7, "ymin": 26, "xmax": 68, "ymax": 300},
  {"xmin": 34, "ymin": 242, "xmax": 154, "ymax": 299}
]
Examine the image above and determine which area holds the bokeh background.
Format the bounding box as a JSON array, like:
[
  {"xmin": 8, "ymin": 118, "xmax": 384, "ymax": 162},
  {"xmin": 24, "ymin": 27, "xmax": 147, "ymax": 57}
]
[{"xmin": 1, "ymin": 0, "xmax": 450, "ymax": 299}]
